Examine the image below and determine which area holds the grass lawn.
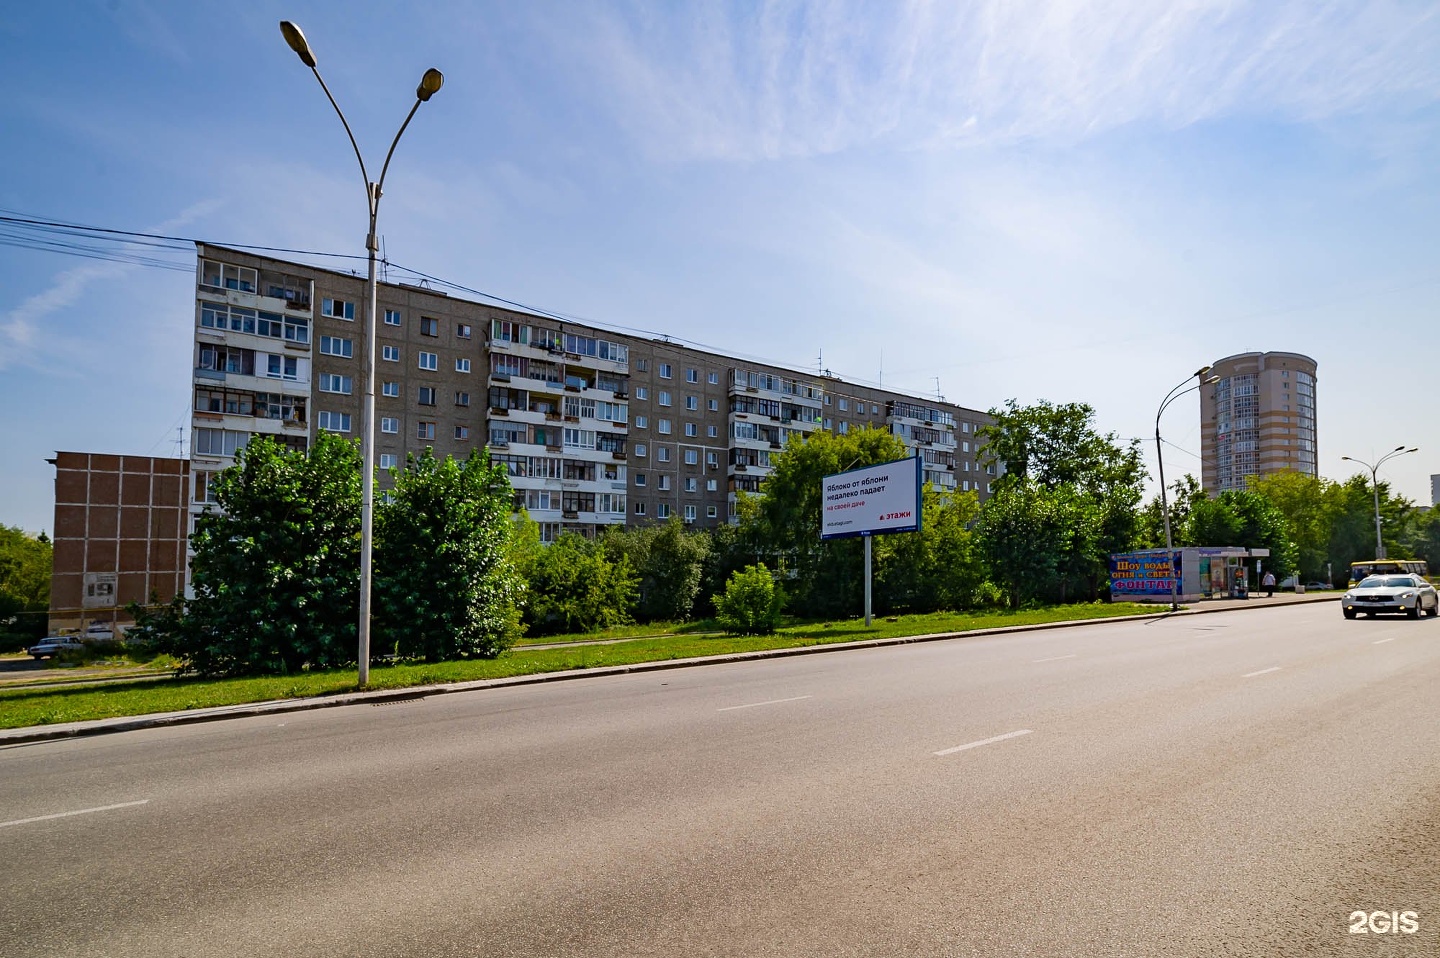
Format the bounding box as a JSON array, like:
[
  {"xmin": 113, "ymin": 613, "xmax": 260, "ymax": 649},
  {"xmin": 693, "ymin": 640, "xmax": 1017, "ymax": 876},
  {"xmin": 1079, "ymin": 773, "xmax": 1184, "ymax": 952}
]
[{"xmin": 0, "ymin": 602, "xmax": 1158, "ymax": 731}]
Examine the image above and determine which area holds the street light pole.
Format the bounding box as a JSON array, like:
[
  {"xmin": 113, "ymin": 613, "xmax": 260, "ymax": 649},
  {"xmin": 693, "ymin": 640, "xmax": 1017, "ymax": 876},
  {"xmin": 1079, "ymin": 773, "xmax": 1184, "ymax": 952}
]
[
  {"xmin": 280, "ymin": 21, "xmax": 444, "ymax": 685},
  {"xmin": 1156, "ymin": 367, "xmax": 1219, "ymax": 611},
  {"xmin": 1340, "ymin": 446, "xmax": 1418, "ymax": 560}
]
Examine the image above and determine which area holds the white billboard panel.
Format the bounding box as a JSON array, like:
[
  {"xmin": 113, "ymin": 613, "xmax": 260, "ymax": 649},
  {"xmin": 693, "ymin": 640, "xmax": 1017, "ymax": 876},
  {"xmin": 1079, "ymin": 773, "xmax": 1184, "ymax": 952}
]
[{"xmin": 820, "ymin": 457, "xmax": 922, "ymax": 540}]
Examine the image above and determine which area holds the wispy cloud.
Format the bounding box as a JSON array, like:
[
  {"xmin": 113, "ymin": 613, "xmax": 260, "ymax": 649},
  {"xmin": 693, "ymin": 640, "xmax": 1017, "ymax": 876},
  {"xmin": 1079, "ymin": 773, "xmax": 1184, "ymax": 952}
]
[
  {"xmin": 0, "ymin": 200, "xmax": 221, "ymax": 372},
  {"xmin": 554, "ymin": 0, "xmax": 1440, "ymax": 161}
]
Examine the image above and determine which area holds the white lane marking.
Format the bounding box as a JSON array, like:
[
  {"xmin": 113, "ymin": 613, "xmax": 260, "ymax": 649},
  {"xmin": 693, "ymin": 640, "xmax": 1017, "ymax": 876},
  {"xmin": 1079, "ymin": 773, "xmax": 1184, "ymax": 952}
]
[
  {"xmin": 1243, "ymin": 667, "xmax": 1282, "ymax": 678},
  {"xmin": 1373, "ymin": 637, "xmax": 1397, "ymax": 645},
  {"xmin": 934, "ymin": 729, "xmax": 1032, "ymax": 757},
  {"xmin": 718, "ymin": 695, "xmax": 813, "ymax": 712},
  {"xmin": 1032, "ymin": 654, "xmax": 1077, "ymax": 663},
  {"xmin": 0, "ymin": 799, "xmax": 150, "ymax": 829}
]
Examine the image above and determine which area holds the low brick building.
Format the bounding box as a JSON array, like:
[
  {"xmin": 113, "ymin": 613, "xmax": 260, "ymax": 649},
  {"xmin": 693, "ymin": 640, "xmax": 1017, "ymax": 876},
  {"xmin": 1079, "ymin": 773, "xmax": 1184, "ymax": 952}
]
[{"xmin": 48, "ymin": 452, "xmax": 189, "ymax": 634}]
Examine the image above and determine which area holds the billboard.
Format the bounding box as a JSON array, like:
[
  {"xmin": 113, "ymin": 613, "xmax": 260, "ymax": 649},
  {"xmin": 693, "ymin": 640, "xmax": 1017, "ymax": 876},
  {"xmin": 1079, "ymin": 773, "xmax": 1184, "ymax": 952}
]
[
  {"xmin": 821, "ymin": 457, "xmax": 922, "ymax": 540},
  {"xmin": 1108, "ymin": 551, "xmax": 1180, "ymax": 597}
]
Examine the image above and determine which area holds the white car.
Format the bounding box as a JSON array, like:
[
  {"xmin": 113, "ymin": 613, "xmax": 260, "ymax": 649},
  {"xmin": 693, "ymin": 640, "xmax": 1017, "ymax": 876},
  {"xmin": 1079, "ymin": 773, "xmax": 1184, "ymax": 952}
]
[
  {"xmin": 27, "ymin": 636, "xmax": 87, "ymax": 660},
  {"xmin": 1341, "ymin": 574, "xmax": 1439, "ymax": 620}
]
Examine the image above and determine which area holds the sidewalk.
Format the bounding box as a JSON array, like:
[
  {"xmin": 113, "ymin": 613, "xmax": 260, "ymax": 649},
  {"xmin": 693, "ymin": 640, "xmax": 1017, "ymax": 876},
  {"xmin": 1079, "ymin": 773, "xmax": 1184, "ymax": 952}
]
[{"xmin": 0, "ymin": 590, "xmax": 1341, "ymax": 746}]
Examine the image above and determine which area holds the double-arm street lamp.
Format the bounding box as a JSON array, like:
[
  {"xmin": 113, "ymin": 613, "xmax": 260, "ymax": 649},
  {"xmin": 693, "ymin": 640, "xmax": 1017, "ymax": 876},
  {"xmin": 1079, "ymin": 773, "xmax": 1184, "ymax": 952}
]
[
  {"xmin": 280, "ymin": 21, "xmax": 444, "ymax": 685},
  {"xmin": 1156, "ymin": 367, "xmax": 1221, "ymax": 611},
  {"xmin": 1341, "ymin": 446, "xmax": 1418, "ymax": 560}
]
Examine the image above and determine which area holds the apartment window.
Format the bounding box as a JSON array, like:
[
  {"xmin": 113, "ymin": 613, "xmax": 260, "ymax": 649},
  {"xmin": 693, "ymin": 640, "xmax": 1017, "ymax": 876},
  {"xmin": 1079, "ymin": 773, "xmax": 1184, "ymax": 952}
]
[
  {"xmin": 383, "ymin": 345, "xmax": 400, "ymax": 362},
  {"xmin": 684, "ymin": 478, "xmax": 698, "ymax": 492},
  {"xmin": 635, "ymin": 415, "xmax": 648, "ymax": 429},
  {"xmin": 708, "ymin": 399, "xmax": 718, "ymax": 412},
  {"xmin": 419, "ymin": 387, "xmax": 437, "ymax": 406},
  {"xmin": 657, "ymin": 503, "xmax": 671, "ymax": 519},
  {"xmin": 707, "ymin": 505, "xmax": 718, "ymax": 518},
  {"xmin": 456, "ymin": 358, "xmax": 471, "ymax": 373},
  {"xmin": 685, "ymin": 395, "xmax": 698, "ymax": 410},
  {"xmin": 659, "ymin": 363, "xmax": 672, "ymax": 379},
  {"xmin": 382, "ymin": 381, "xmax": 399, "ymax": 398},
  {"xmin": 685, "ymin": 423, "xmax": 698, "ymax": 437},
  {"xmin": 380, "ymin": 454, "xmax": 398, "ymax": 470},
  {"xmin": 634, "ymin": 502, "xmax": 647, "ymax": 516},
  {"xmin": 321, "ymin": 298, "xmax": 355, "ymax": 321},
  {"xmin": 658, "ymin": 475, "xmax": 671, "ymax": 491},
  {"xmin": 684, "ymin": 449, "xmax": 698, "ymax": 464},
  {"xmin": 824, "ymin": 418, "xmax": 832, "ymax": 429},
  {"xmin": 455, "ymin": 391, "xmax": 470, "ymax": 406},
  {"xmin": 636, "ymin": 359, "xmax": 649, "ymax": 372},
  {"xmin": 706, "ymin": 452, "xmax": 718, "ymax": 467},
  {"xmin": 417, "ymin": 421, "xmax": 436, "ymax": 440},
  {"xmin": 707, "ymin": 425, "xmax": 718, "ymax": 438},
  {"xmin": 420, "ymin": 317, "xmax": 439, "ymax": 337},
  {"xmin": 839, "ymin": 399, "xmax": 848, "ymax": 411},
  {"xmin": 658, "ymin": 419, "xmax": 672, "ymax": 435},
  {"xmin": 824, "ymin": 396, "xmax": 831, "ymax": 405},
  {"xmin": 381, "ymin": 417, "xmax": 399, "ymax": 434},
  {"xmin": 634, "ymin": 443, "xmax": 647, "ymax": 457},
  {"xmin": 318, "ymin": 374, "xmax": 352, "ymax": 394},
  {"xmin": 635, "ymin": 473, "xmax": 647, "ymax": 487},
  {"xmin": 193, "ymin": 428, "xmax": 250, "ymax": 457},
  {"xmin": 658, "ymin": 391, "xmax": 672, "ymax": 407},
  {"xmin": 657, "ymin": 447, "xmax": 670, "ymax": 462},
  {"xmin": 319, "ymin": 336, "xmax": 353, "ymax": 358},
  {"xmin": 962, "ymin": 480, "xmax": 970, "ymax": 491},
  {"xmin": 708, "ymin": 372, "xmax": 719, "ymax": 385},
  {"xmin": 838, "ymin": 422, "xmax": 849, "ymax": 434},
  {"xmin": 317, "ymin": 411, "xmax": 351, "ymax": 433},
  {"xmin": 265, "ymin": 355, "xmax": 299, "ymax": 381},
  {"xmin": 455, "ymin": 425, "xmax": 469, "ymax": 441},
  {"xmin": 383, "ymin": 309, "xmax": 402, "ymax": 326},
  {"xmin": 684, "ymin": 505, "xmax": 696, "ymax": 522},
  {"xmin": 686, "ymin": 368, "xmax": 699, "ymax": 383},
  {"xmin": 706, "ymin": 479, "xmax": 717, "ymax": 492},
  {"xmin": 200, "ymin": 260, "xmax": 257, "ymax": 292},
  {"xmin": 418, "ymin": 351, "xmax": 438, "ymax": 371},
  {"xmin": 962, "ymin": 441, "xmax": 970, "ymax": 453},
  {"xmin": 457, "ymin": 323, "xmax": 472, "ymax": 338},
  {"xmin": 635, "ymin": 386, "xmax": 648, "ymax": 400}
]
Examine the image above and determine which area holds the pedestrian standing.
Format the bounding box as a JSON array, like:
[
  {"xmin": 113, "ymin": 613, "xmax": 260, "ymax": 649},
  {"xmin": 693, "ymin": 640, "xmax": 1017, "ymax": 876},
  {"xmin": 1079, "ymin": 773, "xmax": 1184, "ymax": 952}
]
[{"xmin": 1262, "ymin": 571, "xmax": 1276, "ymax": 598}]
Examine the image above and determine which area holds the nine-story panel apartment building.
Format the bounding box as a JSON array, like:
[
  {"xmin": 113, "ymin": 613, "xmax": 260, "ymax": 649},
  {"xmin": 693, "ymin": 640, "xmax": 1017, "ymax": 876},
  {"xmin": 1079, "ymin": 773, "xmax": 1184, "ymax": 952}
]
[{"xmin": 191, "ymin": 244, "xmax": 994, "ymax": 541}]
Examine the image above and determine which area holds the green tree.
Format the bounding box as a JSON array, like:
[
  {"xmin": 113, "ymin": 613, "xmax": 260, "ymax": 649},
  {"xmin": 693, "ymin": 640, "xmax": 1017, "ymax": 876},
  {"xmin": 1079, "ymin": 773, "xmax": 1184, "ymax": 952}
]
[
  {"xmin": 373, "ymin": 449, "xmax": 526, "ymax": 662},
  {"xmin": 1183, "ymin": 490, "xmax": 1298, "ymax": 578},
  {"xmin": 756, "ymin": 426, "xmax": 911, "ymax": 618},
  {"xmin": 980, "ymin": 400, "xmax": 1146, "ymax": 601},
  {"xmin": 875, "ymin": 487, "xmax": 986, "ymax": 613},
  {"xmin": 601, "ymin": 517, "xmax": 711, "ymax": 623},
  {"xmin": 525, "ymin": 532, "xmax": 638, "ymax": 636},
  {"xmin": 134, "ymin": 433, "xmax": 361, "ymax": 677},
  {"xmin": 698, "ymin": 492, "xmax": 769, "ymax": 619},
  {"xmin": 713, "ymin": 563, "xmax": 784, "ymax": 635},
  {"xmin": 975, "ymin": 480, "xmax": 1077, "ymax": 608},
  {"xmin": 0, "ymin": 526, "xmax": 52, "ymax": 650}
]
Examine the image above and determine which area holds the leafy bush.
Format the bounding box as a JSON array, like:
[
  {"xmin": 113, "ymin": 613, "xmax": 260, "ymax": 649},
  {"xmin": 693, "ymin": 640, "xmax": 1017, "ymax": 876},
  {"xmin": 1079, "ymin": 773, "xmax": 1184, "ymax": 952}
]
[{"xmin": 713, "ymin": 563, "xmax": 784, "ymax": 636}]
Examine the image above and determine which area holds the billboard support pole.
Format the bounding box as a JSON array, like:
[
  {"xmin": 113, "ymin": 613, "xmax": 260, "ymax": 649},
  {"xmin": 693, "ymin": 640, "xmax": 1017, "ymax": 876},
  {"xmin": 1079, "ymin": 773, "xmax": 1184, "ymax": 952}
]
[{"xmin": 864, "ymin": 533, "xmax": 872, "ymax": 626}]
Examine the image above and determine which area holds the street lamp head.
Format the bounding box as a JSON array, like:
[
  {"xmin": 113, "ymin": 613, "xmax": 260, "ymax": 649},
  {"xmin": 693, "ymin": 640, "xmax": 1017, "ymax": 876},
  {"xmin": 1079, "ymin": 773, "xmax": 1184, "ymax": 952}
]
[
  {"xmin": 1194, "ymin": 365, "xmax": 1212, "ymax": 379},
  {"xmin": 1393, "ymin": 445, "xmax": 1407, "ymax": 452},
  {"xmin": 417, "ymin": 68, "xmax": 444, "ymax": 102},
  {"xmin": 280, "ymin": 21, "xmax": 317, "ymax": 68},
  {"xmin": 1202, "ymin": 375, "xmax": 1221, "ymax": 385},
  {"xmin": 1340, "ymin": 456, "xmax": 1355, "ymax": 463}
]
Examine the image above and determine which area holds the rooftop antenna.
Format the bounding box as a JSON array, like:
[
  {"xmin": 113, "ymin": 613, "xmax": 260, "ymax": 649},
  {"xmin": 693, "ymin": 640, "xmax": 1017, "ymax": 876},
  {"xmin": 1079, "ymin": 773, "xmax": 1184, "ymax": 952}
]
[
  {"xmin": 172, "ymin": 426, "xmax": 186, "ymax": 459},
  {"xmin": 879, "ymin": 348, "xmax": 883, "ymax": 388},
  {"xmin": 934, "ymin": 377, "xmax": 945, "ymax": 403}
]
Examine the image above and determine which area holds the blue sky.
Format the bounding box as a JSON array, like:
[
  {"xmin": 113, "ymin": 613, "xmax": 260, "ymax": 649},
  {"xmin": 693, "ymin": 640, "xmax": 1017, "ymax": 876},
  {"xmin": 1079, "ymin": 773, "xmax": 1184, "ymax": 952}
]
[{"xmin": 3, "ymin": 1, "xmax": 1439, "ymax": 533}]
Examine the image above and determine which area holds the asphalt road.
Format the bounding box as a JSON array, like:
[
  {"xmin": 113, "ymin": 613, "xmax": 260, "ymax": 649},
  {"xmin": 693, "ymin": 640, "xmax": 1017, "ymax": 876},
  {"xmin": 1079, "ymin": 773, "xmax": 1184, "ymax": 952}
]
[{"xmin": 2, "ymin": 603, "xmax": 1437, "ymax": 957}]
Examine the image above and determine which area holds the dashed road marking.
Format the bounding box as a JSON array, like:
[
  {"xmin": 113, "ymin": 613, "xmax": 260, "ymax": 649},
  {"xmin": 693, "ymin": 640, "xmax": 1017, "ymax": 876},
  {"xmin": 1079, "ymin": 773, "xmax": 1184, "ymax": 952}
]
[
  {"xmin": 718, "ymin": 695, "xmax": 813, "ymax": 712},
  {"xmin": 935, "ymin": 729, "xmax": 1032, "ymax": 757},
  {"xmin": 1032, "ymin": 654, "xmax": 1077, "ymax": 663},
  {"xmin": 0, "ymin": 799, "xmax": 150, "ymax": 829},
  {"xmin": 1243, "ymin": 667, "xmax": 1282, "ymax": 678}
]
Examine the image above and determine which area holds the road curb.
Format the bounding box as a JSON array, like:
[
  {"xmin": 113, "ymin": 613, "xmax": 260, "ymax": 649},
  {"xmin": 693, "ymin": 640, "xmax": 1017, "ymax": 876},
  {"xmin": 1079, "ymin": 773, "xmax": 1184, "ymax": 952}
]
[{"xmin": 0, "ymin": 594, "xmax": 1340, "ymax": 746}]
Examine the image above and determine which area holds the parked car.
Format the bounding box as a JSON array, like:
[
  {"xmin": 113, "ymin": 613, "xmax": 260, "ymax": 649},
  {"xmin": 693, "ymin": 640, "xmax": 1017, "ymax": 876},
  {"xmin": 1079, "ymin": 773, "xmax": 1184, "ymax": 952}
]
[
  {"xmin": 27, "ymin": 636, "xmax": 87, "ymax": 660},
  {"xmin": 1305, "ymin": 582, "xmax": 1329, "ymax": 591},
  {"xmin": 1341, "ymin": 575, "xmax": 1440, "ymax": 620}
]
